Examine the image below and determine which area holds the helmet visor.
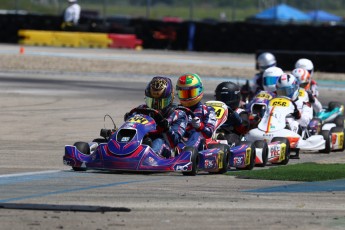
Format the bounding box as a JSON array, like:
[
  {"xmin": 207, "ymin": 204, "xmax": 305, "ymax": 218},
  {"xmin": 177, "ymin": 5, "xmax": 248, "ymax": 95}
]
[
  {"xmin": 177, "ymin": 86, "xmax": 202, "ymax": 100},
  {"xmin": 264, "ymin": 76, "xmax": 279, "ymax": 87},
  {"xmin": 145, "ymin": 96, "xmax": 172, "ymax": 110},
  {"xmin": 276, "ymin": 85, "xmax": 297, "ymax": 98}
]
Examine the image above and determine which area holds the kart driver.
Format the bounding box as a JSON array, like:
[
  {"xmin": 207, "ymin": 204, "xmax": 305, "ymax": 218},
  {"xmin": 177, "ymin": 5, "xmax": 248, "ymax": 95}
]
[
  {"xmin": 276, "ymin": 73, "xmax": 313, "ymax": 137},
  {"xmin": 176, "ymin": 73, "xmax": 217, "ymax": 149},
  {"xmin": 294, "ymin": 58, "xmax": 322, "ymax": 113},
  {"xmin": 240, "ymin": 52, "xmax": 277, "ymax": 104},
  {"xmin": 125, "ymin": 76, "xmax": 188, "ymax": 158},
  {"xmin": 214, "ymin": 81, "xmax": 250, "ymax": 146},
  {"xmin": 247, "ymin": 66, "xmax": 283, "ymax": 128}
]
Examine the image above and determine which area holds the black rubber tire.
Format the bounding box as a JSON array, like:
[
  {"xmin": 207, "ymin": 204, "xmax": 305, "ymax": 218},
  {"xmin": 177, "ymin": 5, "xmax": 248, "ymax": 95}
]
[
  {"xmin": 182, "ymin": 147, "xmax": 198, "ymax": 176},
  {"xmin": 72, "ymin": 141, "xmax": 90, "ymax": 171},
  {"xmin": 271, "ymin": 137, "xmax": 290, "ymax": 165},
  {"xmin": 334, "ymin": 115, "xmax": 345, "ymax": 128},
  {"xmin": 254, "ymin": 140, "xmax": 268, "ymax": 167},
  {"xmin": 74, "ymin": 141, "xmax": 90, "ymax": 155},
  {"xmin": 237, "ymin": 141, "xmax": 255, "ymax": 170},
  {"xmin": 330, "ymin": 126, "xmax": 345, "ymax": 152},
  {"xmin": 319, "ymin": 130, "xmax": 331, "ymax": 153},
  {"xmin": 207, "ymin": 144, "xmax": 230, "ymax": 174}
]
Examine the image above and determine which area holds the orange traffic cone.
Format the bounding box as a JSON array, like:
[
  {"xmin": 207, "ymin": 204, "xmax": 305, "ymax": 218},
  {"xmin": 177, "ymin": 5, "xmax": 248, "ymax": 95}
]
[{"xmin": 19, "ymin": 46, "xmax": 25, "ymax": 54}]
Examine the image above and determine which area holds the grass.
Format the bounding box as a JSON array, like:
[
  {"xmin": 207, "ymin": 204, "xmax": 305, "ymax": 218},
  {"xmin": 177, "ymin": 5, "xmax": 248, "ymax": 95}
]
[{"xmin": 227, "ymin": 163, "xmax": 345, "ymax": 182}]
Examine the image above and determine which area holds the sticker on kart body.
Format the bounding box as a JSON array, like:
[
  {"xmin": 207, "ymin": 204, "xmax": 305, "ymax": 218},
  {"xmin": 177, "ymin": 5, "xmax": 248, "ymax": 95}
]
[
  {"xmin": 217, "ymin": 151, "xmax": 224, "ymax": 169},
  {"xmin": 234, "ymin": 156, "xmax": 244, "ymax": 166},
  {"xmin": 279, "ymin": 144, "xmax": 286, "ymax": 161},
  {"xmin": 269, "ymin": 98, "xmax": 291, "ymax": 107},
  {"xmin": 245, "ymin": 148, "xmax": 251, "ymax": 165},
  {"xmin": 128, "ymin": 115, "xmax": 149, "ymax": 124},
  {"xmin": 332, "ymin": 132, "xmax": 344, "ymax": 149},
  {"xmin": 206, "ymin": 102, "xmax": 226, "ymax": 119},
  {"xmin": 257, "ymin": 92, "xmax": 273, "ymax": 100}
]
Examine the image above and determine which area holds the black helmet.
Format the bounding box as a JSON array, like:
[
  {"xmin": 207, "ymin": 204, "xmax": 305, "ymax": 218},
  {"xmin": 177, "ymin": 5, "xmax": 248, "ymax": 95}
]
[{"xmin": 214, "ymin": 81, "xmax": 241, "ymax": 110}]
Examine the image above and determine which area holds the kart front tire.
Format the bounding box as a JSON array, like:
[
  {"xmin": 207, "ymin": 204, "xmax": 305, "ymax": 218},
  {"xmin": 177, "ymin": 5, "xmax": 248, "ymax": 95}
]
[
  {"xmin": 319, "ymin": 130, "xmax": 331, "ymax": 153},
  {"xmin": 73, "ymin": 142, "xmax": 91, "ymax": 155},
  {"xmin": 72, "ymin": 141, "xmax": 90, "ymax": 171},
  {"xmin": 182, "ymin": 147, "xmax": 198, "ymax": 176},
  {"xmin": 271, "ymin": 137, "xmax": 290, "ymax": 165}
]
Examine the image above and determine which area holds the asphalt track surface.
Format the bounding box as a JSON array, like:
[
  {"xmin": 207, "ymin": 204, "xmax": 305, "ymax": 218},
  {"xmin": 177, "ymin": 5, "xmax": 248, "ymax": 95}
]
[{"xmin": 1, "ymin": 47, "xmax": 345, "ymax": 230}]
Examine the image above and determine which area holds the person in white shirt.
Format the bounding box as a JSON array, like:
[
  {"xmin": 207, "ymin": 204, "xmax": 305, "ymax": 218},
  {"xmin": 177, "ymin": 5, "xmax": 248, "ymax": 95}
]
[{"xmin": 64, "ymin": 0, "xmax": 81, "ymax": 25}]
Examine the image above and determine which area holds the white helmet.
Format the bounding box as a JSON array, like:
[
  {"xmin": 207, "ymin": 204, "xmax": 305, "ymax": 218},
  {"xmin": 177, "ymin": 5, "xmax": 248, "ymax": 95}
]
[
  {"xmin": 295, "ymin": 58, "xmax": 314, "ymax": 76},
  {"xmin": 276, "ymin": 73, "xmax": 299, "ymax": 101},
  {"xmin": 257, "ymin": 52, "xmax": 276, "ymax": 72},
  {"xmin": 291, "ymin": 68, "xmax": 311, "ymax": 89},
  {"xmin": 262, "ymin": 66, "xmax": 284, "ymax": 92}
]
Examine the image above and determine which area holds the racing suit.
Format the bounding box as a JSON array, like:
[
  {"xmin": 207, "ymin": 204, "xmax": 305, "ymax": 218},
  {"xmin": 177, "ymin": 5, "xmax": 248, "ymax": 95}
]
[
  {"xmin": 286, "ymin": 90, "xmax": 313, "ymax": 134},
  {"xmin": 127, "ymin": 104, "xmax": 187, "ymax": 158},
  {"xmin": 183, "ymin": 102, "xmax": 217, "ymax": 150},
  {"xmin": 217, "ymin": 107, "xmax": 250, "ymax": 146},
  {"xmin": 308, "ymin": 80, "xmax": 322, "ymax": 113}
]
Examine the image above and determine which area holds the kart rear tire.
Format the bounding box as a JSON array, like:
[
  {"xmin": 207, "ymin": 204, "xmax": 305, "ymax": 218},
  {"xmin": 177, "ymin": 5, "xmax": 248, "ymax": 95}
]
[
  {"xmin": 271, "ymin": 137, "xmax": 290, "ymax": 165},
  {"xmin": 330, "ymin": 127, "xmax": 345, "ymax": 152},
  {"xmin": 182, "ymin": 147, "xmax": 198, "ymax": 176},
  {"xmin": 239, "ymin": 141, "xmax": 255, "ymax": 170},
  {"xmin": 319, "ymin": 130, "xmax": 331, "ymax": 153},
  {"xmin": 254, "ymin": 140, "xmax": 268, "ymax": 167},
  {"xmin": 72, "ymin": 142, "xmax": 90, "ymax": 171},
  {"xmin": 334, "ymin": 115, "xmax": 345, "ymax": 128},
  {"xmin": 207, "ymin": 144, "xmax": 230, "ymax": 174}
]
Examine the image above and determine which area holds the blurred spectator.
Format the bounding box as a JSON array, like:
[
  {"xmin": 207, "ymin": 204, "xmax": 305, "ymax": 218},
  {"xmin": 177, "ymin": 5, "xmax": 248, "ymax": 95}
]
[{"xmin": 63, "ymin": 0, "xmax": 81, "ymax": 25}]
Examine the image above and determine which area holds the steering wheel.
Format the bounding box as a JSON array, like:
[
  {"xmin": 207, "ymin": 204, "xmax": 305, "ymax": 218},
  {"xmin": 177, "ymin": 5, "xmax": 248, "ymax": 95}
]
[
  {"xmin": 175, "ymin": 105, "xmax": 195, "ymax": 119},
  {"xmin": 128, "ymin": 107, "xmax": 165, "ymax": 124}
]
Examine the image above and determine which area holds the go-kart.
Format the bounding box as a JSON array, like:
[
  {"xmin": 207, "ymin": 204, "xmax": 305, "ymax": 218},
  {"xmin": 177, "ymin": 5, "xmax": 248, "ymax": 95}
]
[
  {"xmin": 245, "ymin": 97, "xmax": 329, "ymax": 163},
  {"xmin": 204, "ymin": 101, "xmax": 256, "ymax": 170},
  {"xmin": 63, "ymin": 107, "xmax": 230, "ymax": 175},
  {"xmin": 307, "ymin": 101, "xmax": 345, "ymax": 152},
  {"xmin": 317, "ymin": 101, "xmax": 344, "ymax": 125}
]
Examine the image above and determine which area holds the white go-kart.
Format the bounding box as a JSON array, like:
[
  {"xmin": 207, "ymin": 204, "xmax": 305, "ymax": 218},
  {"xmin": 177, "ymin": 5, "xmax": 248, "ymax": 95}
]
[{"xmin": 245, "ymin": 97, "xmax": 329, "ymax": 162}]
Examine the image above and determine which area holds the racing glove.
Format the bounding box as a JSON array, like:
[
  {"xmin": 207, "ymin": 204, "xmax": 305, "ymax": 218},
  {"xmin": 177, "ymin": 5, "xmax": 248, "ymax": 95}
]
[
  {"xmin": 307, "ymin": 90, "xmax": 315, "ymax": 104},
  {"xmin": 157, "ymin": 118, "xmax": 170, "ymax": 132},
  {"xmin": 291, "ymin": 108, "xmax": 301, "ymax": 120},
  {"xmin": 191, "ymin": 117, "xmax": 201, "ymax": 129}
]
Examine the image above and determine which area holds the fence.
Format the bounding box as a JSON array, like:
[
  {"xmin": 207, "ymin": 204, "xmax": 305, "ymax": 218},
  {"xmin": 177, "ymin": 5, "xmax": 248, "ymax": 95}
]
[{"xmin": 3, "ymin": 0, "xmax": 345, "ymax": 22}]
